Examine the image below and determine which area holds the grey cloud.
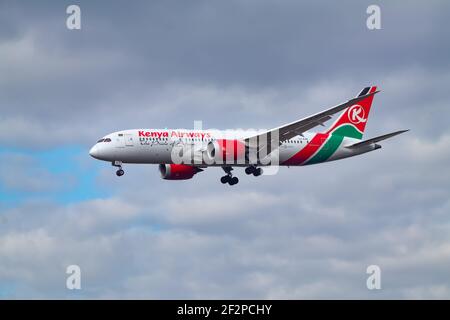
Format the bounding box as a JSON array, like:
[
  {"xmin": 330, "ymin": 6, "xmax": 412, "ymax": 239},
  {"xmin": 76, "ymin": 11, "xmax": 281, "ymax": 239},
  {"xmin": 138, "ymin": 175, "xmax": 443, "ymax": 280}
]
[
  {"xmin": 2, "ymin": 134, "xmax": 448, "ymax": 298},
  {"xmin": 1, "ymin": 1, "xmax": 450, "ymax": 147},
  {"xmin": 1, "ymin": 0, "xmax": 450, "ymax": 299}
]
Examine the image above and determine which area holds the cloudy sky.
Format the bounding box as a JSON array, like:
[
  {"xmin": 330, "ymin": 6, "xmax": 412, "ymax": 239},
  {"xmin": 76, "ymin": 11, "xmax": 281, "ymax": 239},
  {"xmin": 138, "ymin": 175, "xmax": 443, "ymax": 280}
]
[{"xmin": 1, "ymin": 0, "xmax": 450, "ymax": 299}]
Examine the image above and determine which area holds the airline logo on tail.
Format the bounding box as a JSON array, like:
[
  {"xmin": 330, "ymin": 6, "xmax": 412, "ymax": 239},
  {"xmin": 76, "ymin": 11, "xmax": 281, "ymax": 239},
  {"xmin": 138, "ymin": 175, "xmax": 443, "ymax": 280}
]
[
  {"xmin": 348, "ymin": 104, "xmax": 367, "ymax": 124},
  {"xmin": 325, "ymin": 86, "xmax": 377, "ymax": 139}
]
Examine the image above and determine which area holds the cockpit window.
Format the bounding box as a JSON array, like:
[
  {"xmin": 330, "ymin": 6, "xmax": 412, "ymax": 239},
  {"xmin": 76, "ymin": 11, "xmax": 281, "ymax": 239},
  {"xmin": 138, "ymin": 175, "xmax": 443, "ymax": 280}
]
[
  {"xmin": 97, "ymin": 139, "xmax": 105, "ymax": 143},
  {"xmin": 104, "ymin": 138, "xmax": 112, "ymax": 142}
]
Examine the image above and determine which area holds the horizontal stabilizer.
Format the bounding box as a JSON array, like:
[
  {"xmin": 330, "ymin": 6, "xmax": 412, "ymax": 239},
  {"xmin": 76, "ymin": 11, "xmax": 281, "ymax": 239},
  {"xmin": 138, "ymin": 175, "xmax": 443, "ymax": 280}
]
[{"xmin": 345, "ymin": 130, "xmax": 409, "ymax": 149}]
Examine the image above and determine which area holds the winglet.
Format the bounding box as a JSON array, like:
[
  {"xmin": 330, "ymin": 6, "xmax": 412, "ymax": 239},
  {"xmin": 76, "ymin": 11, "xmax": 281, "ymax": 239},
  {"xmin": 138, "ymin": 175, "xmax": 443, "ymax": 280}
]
[{"xmin": 357, "ymin": 87, "xmax": 381, "ymax": 97}]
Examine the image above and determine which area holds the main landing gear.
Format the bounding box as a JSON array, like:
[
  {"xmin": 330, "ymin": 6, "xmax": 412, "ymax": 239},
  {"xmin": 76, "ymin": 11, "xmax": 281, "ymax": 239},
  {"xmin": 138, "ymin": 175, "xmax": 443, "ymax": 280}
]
[
  {"xmin": 221, "ymin": 167, "xmax": 239, "ymax": 186},
  {"xmin": 112, "ymin": 161, "xmax": 124, "ymax": 177},
  {"xmin": 245, "ymin": 165, "xmax": 263, "ymax": 177},
  {"xmin": 220, "ymin": 166, "xmax": 263, "ymax": 185}
]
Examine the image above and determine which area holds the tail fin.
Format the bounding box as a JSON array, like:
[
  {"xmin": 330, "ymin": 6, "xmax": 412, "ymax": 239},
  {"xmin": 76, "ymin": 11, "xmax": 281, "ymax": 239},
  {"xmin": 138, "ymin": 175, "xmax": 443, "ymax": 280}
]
[{"xmin": 325, "ymin": 86, "xmax": 378, "ymax": 140}]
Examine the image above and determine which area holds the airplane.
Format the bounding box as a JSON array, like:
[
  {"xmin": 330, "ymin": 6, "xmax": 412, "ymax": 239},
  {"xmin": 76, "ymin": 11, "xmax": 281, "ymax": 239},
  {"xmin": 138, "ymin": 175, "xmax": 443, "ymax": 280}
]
[{"xmin": 89, "ymin": 86, "xmax": 408, "ymax": 185}]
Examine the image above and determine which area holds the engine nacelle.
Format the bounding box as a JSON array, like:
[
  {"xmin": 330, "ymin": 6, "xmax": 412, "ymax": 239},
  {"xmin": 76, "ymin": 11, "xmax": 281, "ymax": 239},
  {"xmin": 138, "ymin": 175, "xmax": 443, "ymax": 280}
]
[
  {"xmin": 206, "ymin": 139, "xmax": 246, "ymax": 164},
  {"xmin": 159, "ymin": 164, "xmax": 202, "ymax": 180}
]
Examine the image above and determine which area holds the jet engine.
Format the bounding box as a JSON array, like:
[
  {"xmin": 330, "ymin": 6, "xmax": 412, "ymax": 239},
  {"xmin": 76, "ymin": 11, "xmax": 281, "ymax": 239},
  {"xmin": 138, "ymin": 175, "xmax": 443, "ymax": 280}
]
[{"xmin": 158, "ymin": 164, "xmax": 202, "ymax": 180}]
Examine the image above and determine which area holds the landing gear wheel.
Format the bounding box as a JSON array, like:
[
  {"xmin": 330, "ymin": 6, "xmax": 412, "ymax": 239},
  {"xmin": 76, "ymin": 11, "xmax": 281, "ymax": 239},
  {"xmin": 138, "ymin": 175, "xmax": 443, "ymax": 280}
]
[
  {"xmin": 251, "ymin": 168, "xmax": 263, "ymax": 177},
  {"xmin": 245, "ymin": 166, "xmax": 255, "ymax": 175},
  {"xmin": 112, "ymin": 161, "xmax": 124, "ymax": 177},
  {"xmin": 221, "ymin": 166, "xmax": 236, "ymax": 185},
  {"xmin": 220, "ymin": 175, "xmax": 230, "ymax": 184},
  {"xmin": 253, "ymin": 168, "xmax": 263, "ymax": 176}
]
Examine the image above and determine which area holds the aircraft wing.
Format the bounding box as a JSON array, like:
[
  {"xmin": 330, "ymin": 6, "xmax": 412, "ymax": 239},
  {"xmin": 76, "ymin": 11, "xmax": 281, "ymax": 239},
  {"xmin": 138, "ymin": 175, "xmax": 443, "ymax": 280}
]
[
  {"xmin": 244, "ymin": 90, "xmax": 379, "ymax": 153},
  {"xmin": 345, "ymin": 130, "xmax": 409, "ymax": 149}
]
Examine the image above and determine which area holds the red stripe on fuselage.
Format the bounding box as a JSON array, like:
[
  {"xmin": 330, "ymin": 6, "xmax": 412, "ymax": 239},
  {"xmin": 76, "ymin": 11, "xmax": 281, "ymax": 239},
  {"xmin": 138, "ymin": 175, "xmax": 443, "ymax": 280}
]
[{"xmin": 282, "ymin": 133, "xmax": 328, "ymax": 166}]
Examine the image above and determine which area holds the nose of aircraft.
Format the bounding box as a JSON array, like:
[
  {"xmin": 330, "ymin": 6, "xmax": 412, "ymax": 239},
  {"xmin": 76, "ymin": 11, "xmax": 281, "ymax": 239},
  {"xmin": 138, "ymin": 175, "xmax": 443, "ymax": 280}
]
[{"xmin": 89, "ymin": 145, "xmax": 99, "ymax": 159}]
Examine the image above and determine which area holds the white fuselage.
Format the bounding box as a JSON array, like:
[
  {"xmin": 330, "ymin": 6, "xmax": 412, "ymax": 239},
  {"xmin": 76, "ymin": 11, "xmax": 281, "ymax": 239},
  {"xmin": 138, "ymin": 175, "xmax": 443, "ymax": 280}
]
[{"xmin": 89, "ymin": 129, "xmax": 377, "ymax": 167}]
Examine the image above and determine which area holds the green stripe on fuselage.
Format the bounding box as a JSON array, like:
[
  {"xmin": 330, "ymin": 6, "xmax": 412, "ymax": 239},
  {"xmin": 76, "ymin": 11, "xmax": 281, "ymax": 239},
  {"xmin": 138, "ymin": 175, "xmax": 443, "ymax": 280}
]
[
  {"xmin": 304, "ymin": 134, "xmax": 344, "ymax": 165},
  {"xmin": 331, "ymin": 124, "xmax": 363, "ymax": 139}
]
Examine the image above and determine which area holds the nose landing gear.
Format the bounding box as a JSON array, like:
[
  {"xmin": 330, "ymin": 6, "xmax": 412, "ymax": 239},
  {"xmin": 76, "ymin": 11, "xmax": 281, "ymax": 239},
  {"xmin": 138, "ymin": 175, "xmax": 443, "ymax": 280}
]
[
  {"xmin": 112, "ymin": 161, "xmax": 124, "ymax": 177},
  {"xmin": 116, "ymin": 169, "xmax": 124, "ymax": 177}
]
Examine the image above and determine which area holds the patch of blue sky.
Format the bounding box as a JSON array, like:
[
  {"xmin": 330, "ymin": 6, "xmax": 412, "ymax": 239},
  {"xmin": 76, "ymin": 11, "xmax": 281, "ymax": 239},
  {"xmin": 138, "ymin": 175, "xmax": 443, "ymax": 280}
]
[
  {"xmin": 0, "ymin": 282, "xmax": 17, "ymax": 298},
  {"xmin": 0, "ymin": 191, "xmax": 23, "ymax": 205},
  {"xmin": 0, "ymin": 145, "xmax": 110, "ymax": 207}
]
